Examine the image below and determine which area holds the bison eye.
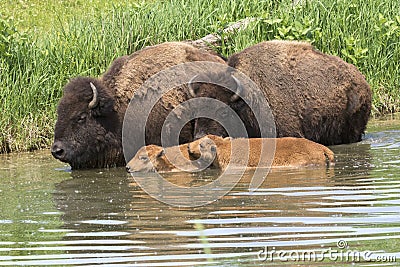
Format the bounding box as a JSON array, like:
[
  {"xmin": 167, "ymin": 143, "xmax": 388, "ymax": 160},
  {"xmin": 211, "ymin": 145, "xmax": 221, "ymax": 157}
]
[
  {"xmin": 139, "ymin": 155, "xmax": 149, "ymax": 161},
  {"xmin": 77, "ymin": 114, "xmax": 87, "ymax": 123}
]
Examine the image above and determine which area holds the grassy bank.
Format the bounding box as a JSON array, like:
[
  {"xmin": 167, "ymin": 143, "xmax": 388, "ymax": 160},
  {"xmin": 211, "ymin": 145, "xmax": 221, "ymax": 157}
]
[{"xmin": 1, "ymin": 0, "xmax": 399, "ymax": 153}]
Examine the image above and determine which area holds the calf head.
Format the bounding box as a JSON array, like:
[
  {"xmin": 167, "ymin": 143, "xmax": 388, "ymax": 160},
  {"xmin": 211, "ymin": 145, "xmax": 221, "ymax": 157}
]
[
  {"xmin": 126, "ymin": 145, "xmax": 165, "ymax": 173},
  {"xmin": 188, "ymin": 136, "xmax": 219, "ymax": 166}
]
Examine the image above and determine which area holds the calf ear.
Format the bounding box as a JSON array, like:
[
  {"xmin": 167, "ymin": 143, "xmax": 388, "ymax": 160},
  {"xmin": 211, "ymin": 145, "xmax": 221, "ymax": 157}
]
[
  {"xmin": 187, "ymin": 143, "xmax": 195, "ymax": 155},
  {"xmin": 157, "ymin": 148, "xmax": 165, "ymax": 158}
]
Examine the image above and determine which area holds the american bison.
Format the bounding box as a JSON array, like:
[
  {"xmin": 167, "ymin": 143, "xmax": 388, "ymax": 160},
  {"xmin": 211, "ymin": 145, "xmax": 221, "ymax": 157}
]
[
  {"xmin": 187, "ymin": 70, "xmax": 264, "ymax": 140},
  {"xmin": 188, "ymin": 135, "xmax": 335, "ymax": 170},
  {"xmin": 125, "ymin": 143, "xmax": 200, "ymax": 173},
  {"xmin": 190, "ymin": 40, "xmax": 372, "ymax": 145},
  {"xmin": 125, "ymin": 134, "xmax": 222, "ymax": 173},
  {"xmin": 126, "ymin": 134, "xmax": 334, "ymax": 173},
  {"xmin": 51, "ymin": 42, "xmax": 226, "ymax": 169}
]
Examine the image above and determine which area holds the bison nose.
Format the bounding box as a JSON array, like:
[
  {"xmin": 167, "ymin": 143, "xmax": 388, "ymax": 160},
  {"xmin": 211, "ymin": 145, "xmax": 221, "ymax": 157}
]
[
  {"xmin": 51, "ymin": 141, "xmax": 66, "ymax": 160},
  {"xmin": 126, "ymin": 165, "xmax": 136, "ymax": 173}
]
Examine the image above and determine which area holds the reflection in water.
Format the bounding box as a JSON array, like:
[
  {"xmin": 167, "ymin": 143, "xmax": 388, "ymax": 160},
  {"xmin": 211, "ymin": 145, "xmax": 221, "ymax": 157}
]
[{"xmin": 0, "ymin": 116, "xmax": 400, "ymax": 266}]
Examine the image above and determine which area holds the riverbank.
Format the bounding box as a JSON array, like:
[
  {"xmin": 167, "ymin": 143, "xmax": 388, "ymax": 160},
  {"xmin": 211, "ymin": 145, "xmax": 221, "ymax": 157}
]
[{"xmin": 1, "ymin": 0, "xmax": 399, "ymax": 153}]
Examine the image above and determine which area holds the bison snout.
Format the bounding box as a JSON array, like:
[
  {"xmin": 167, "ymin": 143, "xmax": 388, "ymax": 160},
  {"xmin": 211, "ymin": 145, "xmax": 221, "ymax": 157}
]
[
  {"xmin": 51, "ymin": 141, "xmax": 66, "ymax": 160},
  {"xmin": 126, "ymin": 165, "xmax": 137, "ymax": 173}
]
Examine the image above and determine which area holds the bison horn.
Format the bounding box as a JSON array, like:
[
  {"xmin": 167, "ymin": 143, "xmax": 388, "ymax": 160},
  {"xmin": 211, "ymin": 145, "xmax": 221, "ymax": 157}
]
[
  {"xmin": 188, "ymin": 74, "xmax": 199, "ymax": 98},
  {"xmin": 88, "ymin": 82, "xmax": 99, "ymax": 109},
  {"xmin": 230, "ymin": 76, "xmax": 243, "ymax": 102}
]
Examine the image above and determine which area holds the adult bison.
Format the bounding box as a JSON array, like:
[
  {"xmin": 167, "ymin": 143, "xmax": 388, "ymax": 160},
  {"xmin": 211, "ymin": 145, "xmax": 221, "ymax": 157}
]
[
  {"xmin": 51, "ymin": 42, "xmax": 226, "ymax": 169},
  {"xmin": 190, "ymin": 40, "xmax": 372, "ymax": 145}
]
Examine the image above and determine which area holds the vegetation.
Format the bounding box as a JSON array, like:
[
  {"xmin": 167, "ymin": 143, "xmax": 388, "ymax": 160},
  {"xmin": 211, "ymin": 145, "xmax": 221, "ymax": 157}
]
[{"xmin": 1, "ymin": 0, "xmax": 399, "ymax": 153}]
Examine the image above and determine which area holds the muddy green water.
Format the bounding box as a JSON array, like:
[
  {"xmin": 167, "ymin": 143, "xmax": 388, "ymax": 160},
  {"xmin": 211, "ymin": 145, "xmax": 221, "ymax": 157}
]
[{"xmin": 0, "ymin": 115, "xmax": 399, "ymax": 266}]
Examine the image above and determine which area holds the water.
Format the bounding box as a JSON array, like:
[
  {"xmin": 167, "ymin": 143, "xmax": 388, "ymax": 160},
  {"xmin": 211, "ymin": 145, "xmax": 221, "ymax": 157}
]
[{"xmin": 0, "ymin": 115, "xmax": 399, "ymax": 266}]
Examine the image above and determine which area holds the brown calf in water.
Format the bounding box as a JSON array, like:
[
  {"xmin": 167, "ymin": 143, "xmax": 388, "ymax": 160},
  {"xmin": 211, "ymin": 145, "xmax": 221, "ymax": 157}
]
[
  {"xmin": 188, "ymin": 135, "xmax": 334, "ymax": 171},
  {"xmin": 126, "ymin": 135, "xmax": 334, "ymax": 173}
]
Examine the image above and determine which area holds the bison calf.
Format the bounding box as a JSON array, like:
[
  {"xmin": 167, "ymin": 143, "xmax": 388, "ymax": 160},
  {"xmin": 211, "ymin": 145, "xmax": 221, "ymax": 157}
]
[
  {"xmin": 188, "ymin": 135, "xmax": 334, "ymax": 170},
  {"xmin": 127, "ymin": 134, "xmax": 334, "ymax": 173},
  {"xmin": 126, "ymin": 144, "xmax": 190, "ymax": 173},
  {"xmin": 126, "ymin": 142, "xmax": 216, "ymax": 173}
]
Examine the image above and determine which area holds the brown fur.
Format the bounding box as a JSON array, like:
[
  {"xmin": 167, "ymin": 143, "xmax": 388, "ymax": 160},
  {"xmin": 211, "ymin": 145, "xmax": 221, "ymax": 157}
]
[
  {"xmin": 192, "ymin": 40, "xmax": 372, "ymax": 145},
  {"xmin": 52, "ymin": 42, "xmax": 226, "ymax": 169},
  {"xmin": 188, "ymin": 135, "xmax": 335, "ymax": 170},
  {"xmin": 126, "ymin": 143, "xmax": 197, "ymax": 173},
  {"xmin": 112, "ymin": 42, "xmax": 226, "ymax": 113},
  {"xmin": 127, "ymin": 134, "xmax": 334, "ymax": 173},
  {"xmin": 229, "ymin": 40, "xmax": 372, "ymax": 145},
  {"xmin": 188, "ymin": 70, "xmax": 262, "ymax": 139}
]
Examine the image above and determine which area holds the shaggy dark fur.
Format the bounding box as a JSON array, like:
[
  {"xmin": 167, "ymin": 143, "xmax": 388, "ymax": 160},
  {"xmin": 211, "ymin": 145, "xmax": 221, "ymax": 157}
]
[
  {"xmin": 192, "ymin": 40, "xmax": 372, "ymax": 145},
  {"xmin": 51, "ymin": 42, "xmax": 226, "ymax": 169},
  {"xmin": 188, "ymin": 70, "xmax": 261, "ymax": 139},
  {"xmin": 52, "ymin": 77, "xmax": 122, "ymax": 169}
]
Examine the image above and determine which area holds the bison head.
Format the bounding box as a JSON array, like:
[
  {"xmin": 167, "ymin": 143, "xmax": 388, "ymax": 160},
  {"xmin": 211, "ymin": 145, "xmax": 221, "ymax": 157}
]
[
  {"xmin": 51, "ymin": 77, "xmax": 122, "ymax": 169},
  {"xmin": 188, "ymin": 71, "xmax": 260, "ymax": 140}
]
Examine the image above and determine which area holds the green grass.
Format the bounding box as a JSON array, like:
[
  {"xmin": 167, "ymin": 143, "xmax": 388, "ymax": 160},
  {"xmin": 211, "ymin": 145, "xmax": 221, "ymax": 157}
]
[
  {"xmin": 0, "ymin": 0, "xmax": 135, "ymax": 32},
  {"xmin": 1, "ymin": 0, "xmax": 399, "ymax": 153}
]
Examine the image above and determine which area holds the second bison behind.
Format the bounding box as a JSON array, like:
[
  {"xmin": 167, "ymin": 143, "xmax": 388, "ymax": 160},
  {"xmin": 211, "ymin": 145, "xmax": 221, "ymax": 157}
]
[{"xmin": 126, "ymin": 135, "xmax": 334, "ymax": 173}]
